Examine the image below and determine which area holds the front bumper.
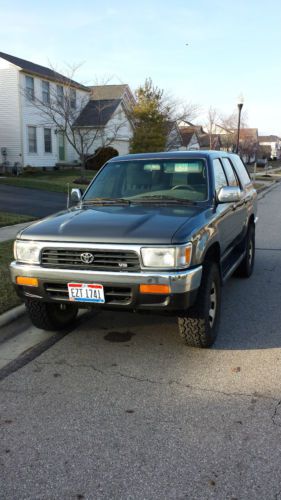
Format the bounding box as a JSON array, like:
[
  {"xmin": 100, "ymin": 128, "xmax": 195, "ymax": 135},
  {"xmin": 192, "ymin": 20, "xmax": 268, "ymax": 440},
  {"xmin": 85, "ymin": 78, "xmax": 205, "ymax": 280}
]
[{"xmin": 10, "ymin": 262, "xmax": 202, "ymax": 312}]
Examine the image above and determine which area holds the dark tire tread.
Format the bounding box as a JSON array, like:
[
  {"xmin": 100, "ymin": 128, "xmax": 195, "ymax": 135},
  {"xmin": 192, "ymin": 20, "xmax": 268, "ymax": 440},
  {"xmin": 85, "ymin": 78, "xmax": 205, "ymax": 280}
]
[
  {"xmin": 25, "ymin": 299, "xmax": 78, "ymax": 331},
  {"xmin": 178, "ymin": 261, "xmax": 221, "ymax": 348}
]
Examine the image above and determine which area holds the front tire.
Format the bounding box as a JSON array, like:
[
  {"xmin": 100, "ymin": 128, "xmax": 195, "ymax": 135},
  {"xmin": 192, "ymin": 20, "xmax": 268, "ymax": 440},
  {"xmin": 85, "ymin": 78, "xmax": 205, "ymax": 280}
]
[
  {"xmin": 25, "ymin": 299, "xmax": 78, "ymax": 331},
  {"xmin": 178, "ymin": 262, "xmax": 221, "ymax": 348}
]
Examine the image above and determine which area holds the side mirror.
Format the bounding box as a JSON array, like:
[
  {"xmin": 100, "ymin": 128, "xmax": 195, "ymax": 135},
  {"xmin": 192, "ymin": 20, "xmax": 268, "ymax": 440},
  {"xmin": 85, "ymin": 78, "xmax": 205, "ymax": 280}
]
[
  {"xmin": 70, "ymin": 188, "xmax": 82, "ymax": 204},
  {"xmin": 217, "ymin": 186, "xmax": 242, "ymax": 203}
]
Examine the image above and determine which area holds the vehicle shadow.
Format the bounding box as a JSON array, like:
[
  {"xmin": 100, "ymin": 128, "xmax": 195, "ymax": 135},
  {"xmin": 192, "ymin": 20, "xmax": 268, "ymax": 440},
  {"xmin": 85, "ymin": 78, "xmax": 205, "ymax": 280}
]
[{"xmin": 84, "ymin": 250, "xmax": 281, "ymax": 351}]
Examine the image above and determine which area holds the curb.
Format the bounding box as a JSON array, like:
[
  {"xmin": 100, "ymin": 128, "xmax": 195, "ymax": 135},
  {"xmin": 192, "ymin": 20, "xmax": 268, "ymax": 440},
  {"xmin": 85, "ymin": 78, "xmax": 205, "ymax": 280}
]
[
  {"xmin": 257, "ymin": 179, "xmax": 281, "ymax": 199},
  {"xmin": 0, "ymin": 304, "xmax": 26, "ymax": 329}
]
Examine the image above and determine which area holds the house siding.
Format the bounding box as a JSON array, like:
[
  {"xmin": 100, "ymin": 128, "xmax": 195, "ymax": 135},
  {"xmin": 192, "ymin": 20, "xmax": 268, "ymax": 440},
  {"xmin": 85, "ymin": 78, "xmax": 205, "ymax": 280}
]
[
  {"xmin": 19, "ymin": 73, "xmax": 89, "ymax": 167},
  {"xmin": 0, "ymin": 58, "xmax": 22, "ymax": 166},
  {"xmin": 85, "ymin": 104, "xmax": 133, "ymax": 156}
]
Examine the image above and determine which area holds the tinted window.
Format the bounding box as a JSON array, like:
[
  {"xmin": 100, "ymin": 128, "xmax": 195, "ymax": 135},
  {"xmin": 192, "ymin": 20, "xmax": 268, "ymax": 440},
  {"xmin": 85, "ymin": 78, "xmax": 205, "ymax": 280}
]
[
  {"xmin": 230, "ymin": 155, "xmax": 251, "ymax": 187},
  {"xmin": 213, "ymin": 159, "xmax": 227, "ymax": 193},
  {"xmin": 221, "ymin": 158, "xmax": 238, "ymax": 187}
]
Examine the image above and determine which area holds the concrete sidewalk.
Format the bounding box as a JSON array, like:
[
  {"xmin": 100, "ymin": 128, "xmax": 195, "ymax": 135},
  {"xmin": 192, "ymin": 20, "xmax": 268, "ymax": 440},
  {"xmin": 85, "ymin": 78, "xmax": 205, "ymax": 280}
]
[{"xmin": 0, "ymin": 221, "xmax": 34, "ymax": 243}]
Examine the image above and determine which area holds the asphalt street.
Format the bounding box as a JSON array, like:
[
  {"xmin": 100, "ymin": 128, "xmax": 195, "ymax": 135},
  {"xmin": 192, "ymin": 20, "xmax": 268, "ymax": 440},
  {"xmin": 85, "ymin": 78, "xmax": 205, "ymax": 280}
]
[
  {"xmin": 0, "ymin": 184, "xmax": 66, "ymax": 217},
  {"xmin": 1, "ymin": 183, "xmax": 281, "ymax": 499}
]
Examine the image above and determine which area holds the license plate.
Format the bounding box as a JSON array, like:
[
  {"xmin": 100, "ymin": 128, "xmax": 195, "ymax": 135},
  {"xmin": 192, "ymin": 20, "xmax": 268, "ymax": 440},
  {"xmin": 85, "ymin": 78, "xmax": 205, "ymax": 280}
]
[{"xmin": 67, "ymin": 283, "xmax": 105, "ymax": 303}]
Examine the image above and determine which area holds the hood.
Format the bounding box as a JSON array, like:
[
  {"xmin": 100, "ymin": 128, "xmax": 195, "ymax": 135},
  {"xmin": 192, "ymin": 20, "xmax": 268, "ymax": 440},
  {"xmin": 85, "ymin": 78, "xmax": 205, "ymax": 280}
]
[{"xmin": 19, "ymin": 204, "xmax": 206, "ymax": 245}]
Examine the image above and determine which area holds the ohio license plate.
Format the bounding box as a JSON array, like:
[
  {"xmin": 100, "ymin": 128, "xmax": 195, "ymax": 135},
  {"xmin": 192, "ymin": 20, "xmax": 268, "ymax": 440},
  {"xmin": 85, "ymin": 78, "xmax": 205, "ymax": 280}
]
[{"xmin": 67, "ymin": 283, "xmax": 105, "ymax": 303}]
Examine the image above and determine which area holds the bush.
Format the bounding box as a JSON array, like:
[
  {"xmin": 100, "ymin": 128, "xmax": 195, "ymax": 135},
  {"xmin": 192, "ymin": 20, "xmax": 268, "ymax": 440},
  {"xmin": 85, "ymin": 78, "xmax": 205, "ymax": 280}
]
[{"xmin": 85, "ymin": 147, "xmax": 119, "ymax": 171}]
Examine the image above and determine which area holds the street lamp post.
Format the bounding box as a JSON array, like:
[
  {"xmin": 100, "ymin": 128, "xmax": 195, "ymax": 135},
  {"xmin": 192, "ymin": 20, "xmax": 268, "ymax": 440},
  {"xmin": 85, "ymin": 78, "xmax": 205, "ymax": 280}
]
[{"xmin": 236, "ymin": 95, "xmax": 244, "ymax": 154}]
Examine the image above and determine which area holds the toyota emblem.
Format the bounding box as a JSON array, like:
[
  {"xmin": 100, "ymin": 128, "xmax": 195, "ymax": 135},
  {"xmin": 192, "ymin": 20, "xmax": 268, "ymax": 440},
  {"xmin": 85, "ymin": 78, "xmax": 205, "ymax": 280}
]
[{"xmin": 80, "ymin": 252, "xmax": 94, "ymax": 264}]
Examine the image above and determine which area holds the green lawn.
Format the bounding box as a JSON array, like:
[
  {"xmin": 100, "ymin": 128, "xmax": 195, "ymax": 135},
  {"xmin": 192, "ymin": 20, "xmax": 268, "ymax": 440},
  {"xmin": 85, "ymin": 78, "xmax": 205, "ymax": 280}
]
[
  {"xmin": 0, "ymin": 211, "xmax": 35, "ymax": 228},
  {"xmin": 0, "ymin": 168, "xmax": 96, "ymax": 193},
  {"xmin": 0, "ymin": 240, "xmax": 22, "ymax": 315}
]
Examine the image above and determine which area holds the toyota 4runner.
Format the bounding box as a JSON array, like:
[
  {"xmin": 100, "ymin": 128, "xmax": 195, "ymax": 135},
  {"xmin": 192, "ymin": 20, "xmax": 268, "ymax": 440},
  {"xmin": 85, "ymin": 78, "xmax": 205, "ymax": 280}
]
[{"xmin": 10, "ymin": 151, "xmax": 257, "ymax": 347}]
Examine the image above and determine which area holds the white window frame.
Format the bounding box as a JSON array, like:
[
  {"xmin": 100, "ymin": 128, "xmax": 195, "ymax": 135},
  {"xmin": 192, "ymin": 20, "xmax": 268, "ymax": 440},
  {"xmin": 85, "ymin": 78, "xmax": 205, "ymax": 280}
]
[
  {"xmin": 25, "ymin": 75, "xmax": 34, "ymax": 101},
  {"xmin": 42, "ymin": 80, "xmax": 50, "ymax": 104},
  {"xmin": 57, "ymin": 85, "xmax": 64, "ymax": 105},
  {"xmin": 44, "ymin": 128, "xmax": 52, "ymax": 153},
  {"xmin": 28, "ymin": 126, "xmax": 37, "ymax": 153},
  {"xmin": 70, "ymin": 88, "xmax": 76, "ymax": 109}
]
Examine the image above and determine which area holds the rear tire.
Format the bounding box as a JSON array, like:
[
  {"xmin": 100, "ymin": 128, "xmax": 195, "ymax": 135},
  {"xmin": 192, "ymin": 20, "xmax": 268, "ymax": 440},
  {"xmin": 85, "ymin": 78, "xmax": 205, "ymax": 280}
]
[
  {"xmin": 236, "ymin": 224, "xmax": 255, "ymax": 278},
  {"xmin": 178, "ymin": 261, "xmax": 221, "ymax": 348},
  {"xmin": 25, "ymin": 299, "xmax": 78, "ymax": 331}
]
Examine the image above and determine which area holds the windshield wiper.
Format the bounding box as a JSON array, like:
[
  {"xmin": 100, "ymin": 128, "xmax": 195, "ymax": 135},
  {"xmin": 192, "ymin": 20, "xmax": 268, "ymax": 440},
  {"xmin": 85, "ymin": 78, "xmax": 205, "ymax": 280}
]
[
  {"xmin": 82, "ymin": 197, "xmax": 131, "ymax": 205},
  {"xmin": 134, "ymin": 196, "xmax": 197, "ymax": 205}
]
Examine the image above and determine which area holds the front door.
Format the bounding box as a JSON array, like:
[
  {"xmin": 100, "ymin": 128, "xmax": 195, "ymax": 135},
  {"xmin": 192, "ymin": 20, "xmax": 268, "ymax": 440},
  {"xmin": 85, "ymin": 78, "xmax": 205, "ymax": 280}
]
[{"xmin": 58, "ymin": 132, "xmax": 65, "ymax": 161}]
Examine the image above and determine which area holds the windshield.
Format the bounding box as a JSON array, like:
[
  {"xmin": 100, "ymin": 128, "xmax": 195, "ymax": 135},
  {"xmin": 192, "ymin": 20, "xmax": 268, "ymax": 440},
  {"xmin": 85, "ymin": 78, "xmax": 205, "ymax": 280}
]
[{"xmin": 84, "ymin": 159, "xmax": 208, "ymax": 203}]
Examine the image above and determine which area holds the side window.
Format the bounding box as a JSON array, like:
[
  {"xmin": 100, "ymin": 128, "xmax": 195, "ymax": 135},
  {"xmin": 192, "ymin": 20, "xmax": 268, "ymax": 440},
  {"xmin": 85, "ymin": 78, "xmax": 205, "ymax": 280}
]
[
  {"xmin": 213, "ymin": 159, "xmax": 228, "ymax": 193},
  {"xmin": 231, "ymin": 155, "xmax": 251, "ymax": 187},
  {"xmin": 221, "ymin": 158, "xmax": 239, "ymax": 187}
]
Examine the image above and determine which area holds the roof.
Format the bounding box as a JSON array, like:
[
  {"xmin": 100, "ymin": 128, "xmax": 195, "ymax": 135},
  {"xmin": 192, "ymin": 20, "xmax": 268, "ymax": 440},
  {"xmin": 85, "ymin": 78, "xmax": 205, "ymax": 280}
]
[
  {"xmin": 74, "ymin": 99, "xmax": 121, "ymax": 127},
  {"xmin": 109, "ymin": 150, "xmax": 233, "ymax": 162},
  {"xmin": 179, "ymin": 129, "xmax": 197, "ymax": 147},
  {"xmin": 0, "ymin": 51, "xmax": 89, "ymax": 91},
  {"xmin": 89, "ymin": 84, "xmax": 133, "ymax": 101},
  {"xmin": 239, "ymin": 128, "xmax": 258, "ymax": 141},
  {"xmin": 259, "ymin": 135, "xmax": 281, "ymax": 142}
]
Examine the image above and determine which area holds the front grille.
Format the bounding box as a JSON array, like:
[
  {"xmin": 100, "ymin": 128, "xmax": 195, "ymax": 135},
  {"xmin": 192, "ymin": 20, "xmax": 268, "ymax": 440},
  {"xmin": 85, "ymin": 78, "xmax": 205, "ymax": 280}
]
[
  {"xmin": 41, "ymin": 248, "xmax": 140, "ymax": 272},
  {"xmin": 44, "ymin": 283, "xmax": 133, "ymax": 305}
]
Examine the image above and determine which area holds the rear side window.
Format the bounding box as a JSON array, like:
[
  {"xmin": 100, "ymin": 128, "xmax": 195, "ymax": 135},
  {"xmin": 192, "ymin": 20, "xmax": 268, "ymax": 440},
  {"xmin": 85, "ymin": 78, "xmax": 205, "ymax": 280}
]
[
  {"xmin": 213, "ymin": 159, "xmax": 228, "ymax": 193},
  {"xmin": 221, "ymin": 158, "xmax": 239, "ymax": 187},
  {"xmin": 231, "ymin": 155, "xmax": 251, "ymax": 187}
]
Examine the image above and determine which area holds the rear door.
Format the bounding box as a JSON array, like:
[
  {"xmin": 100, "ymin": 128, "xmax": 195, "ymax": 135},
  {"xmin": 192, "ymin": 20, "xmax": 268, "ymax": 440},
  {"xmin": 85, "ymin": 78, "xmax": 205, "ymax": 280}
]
[
  {"xmin": 221, "ymin": 157, "xmax": 248, "ymax": 244},
  {"xmin": 212, "ymin": 158, "xmax": 238, "ymax": 255}
]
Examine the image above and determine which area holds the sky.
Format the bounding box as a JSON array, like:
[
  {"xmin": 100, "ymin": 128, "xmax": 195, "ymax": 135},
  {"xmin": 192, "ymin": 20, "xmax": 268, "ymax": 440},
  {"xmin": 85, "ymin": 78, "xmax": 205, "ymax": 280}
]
[{"xmin": 0, "ymin": 0, "xmax": 280, "ymax": 135}]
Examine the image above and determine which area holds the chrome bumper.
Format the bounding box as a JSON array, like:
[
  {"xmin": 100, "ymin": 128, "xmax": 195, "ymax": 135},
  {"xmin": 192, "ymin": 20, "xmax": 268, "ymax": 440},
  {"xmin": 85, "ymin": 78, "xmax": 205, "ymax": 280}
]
[{"xmin": 10, "ymin": 261, "xmax": 202, "ymax": 294}]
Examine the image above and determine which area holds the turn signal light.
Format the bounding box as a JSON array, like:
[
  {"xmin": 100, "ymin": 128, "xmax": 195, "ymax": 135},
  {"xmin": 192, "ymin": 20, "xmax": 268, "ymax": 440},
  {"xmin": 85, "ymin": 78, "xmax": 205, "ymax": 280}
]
[
  {"xmin": 139, "ymin": 284, "xmax": 171, "ymax": 294},
  {"xmin": 16, "ymin": 277, "xmax": 39, "ymax": 287}
]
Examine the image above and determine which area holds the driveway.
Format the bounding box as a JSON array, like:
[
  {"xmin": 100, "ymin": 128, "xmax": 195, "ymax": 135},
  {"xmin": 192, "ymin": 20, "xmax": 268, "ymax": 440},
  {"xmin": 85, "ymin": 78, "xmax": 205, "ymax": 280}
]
[
  {"xmin": 1, "ymin": 184, "xmax": 281, "ymax": 499},
  {"xmin": 0, "ymin": 184, "xmax": 66, "ymax": 217}
]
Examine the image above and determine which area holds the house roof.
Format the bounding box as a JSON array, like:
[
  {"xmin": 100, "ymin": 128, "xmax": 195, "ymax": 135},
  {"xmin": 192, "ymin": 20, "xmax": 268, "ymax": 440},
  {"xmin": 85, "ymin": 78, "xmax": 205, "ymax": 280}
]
[
  {"xmin": 74, "ymin": 99, "xmax": 121, "ymax": 127},
  {"xmin": 89, "ymin": 84, "xmax": 130, "ymax": 100},
  {"xmin": 259, "ymin": 135, "xmax": 281, "ymax": 142},
  {"xmin": 0, "ymin": 51, "xmax": 89, "ymax": 91},
  {"xmin": 239, "ymin": 128, "xmax": 258, "ymax": 141},
  {"xmin": 179, "ymin": 129, "xmax": 197, "ymax": 147}
]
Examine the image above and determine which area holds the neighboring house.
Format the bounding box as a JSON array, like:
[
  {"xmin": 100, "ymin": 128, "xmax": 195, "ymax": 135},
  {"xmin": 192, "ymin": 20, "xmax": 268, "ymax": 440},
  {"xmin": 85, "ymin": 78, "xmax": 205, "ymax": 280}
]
[
  {"xmin": 74, "ymin": 84, "xmax": 135, "ymax": 157},
  {"xmin": 215, "ymin": 124, "xmax": 259, "ymax": 163},
  {"xmin": 179, "ymin": 122, "xmax": 221, "ymax": 151},
  {"xmin": 0, "ymin": 51, "xmax": 90, "ymax": 168},
  {"xmin": 179, "ymin": 128, "xmax": 200, "ymax": 150},
  {"xmin": 258, "ymin": 135, "xmax": 281, "ymax": 160},
  {"xmin": 165, "ymin": 121, "xmax": 183, "ymax": 150},
  {"xmin": 198, "ymin": 134, "xmax": 221, "ymax": 150}
]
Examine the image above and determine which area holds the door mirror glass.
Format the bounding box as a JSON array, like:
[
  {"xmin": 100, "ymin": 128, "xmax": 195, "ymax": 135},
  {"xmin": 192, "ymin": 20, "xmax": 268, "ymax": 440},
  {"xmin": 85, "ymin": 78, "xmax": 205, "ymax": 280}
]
[
  {"xmin": 71, "ymin": 188, "xmax": 82, "ymax": 204},
  {"xmin": 218, "ymin": 186, "xmax": 242, "ymax": 203}
]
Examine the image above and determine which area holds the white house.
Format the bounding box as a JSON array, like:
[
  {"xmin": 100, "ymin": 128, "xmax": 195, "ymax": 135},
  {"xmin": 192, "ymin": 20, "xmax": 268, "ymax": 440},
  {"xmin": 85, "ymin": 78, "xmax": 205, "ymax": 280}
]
[
  {"xmin": 74, "ymin": 84, "xmax": 135, "ymax": 159},
  {"xmin": 0, "ymin": 51, "xmax": 90, "ymax": 169},
  {"xmin": 258, "ymin": 135, "xmax": 281, "ymax": 160}
]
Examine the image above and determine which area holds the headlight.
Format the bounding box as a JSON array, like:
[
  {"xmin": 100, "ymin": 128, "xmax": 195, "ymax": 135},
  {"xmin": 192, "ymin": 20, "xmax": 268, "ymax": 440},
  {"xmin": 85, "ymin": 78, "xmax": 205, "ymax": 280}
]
[
  {"xmin": 141, "ymin": 244, "xmax": 192, "ymax": 269},
  {"xmin": 14, "ymin": 240, "xmax": 41, "ymax": 264}
]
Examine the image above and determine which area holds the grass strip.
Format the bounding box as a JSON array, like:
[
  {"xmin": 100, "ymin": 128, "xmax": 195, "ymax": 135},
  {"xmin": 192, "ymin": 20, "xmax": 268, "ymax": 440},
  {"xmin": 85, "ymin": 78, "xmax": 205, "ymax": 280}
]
[
  {"xmin": 0, "ymin": 169, "xmax": 95, "ymax": 193},
  {"xmin": 0, "ymin": 211, "xmax": 35, "ymax": 228},
  {"xmin": 0, "ymin": 240, "xmax": 21, "ymax": 315}
]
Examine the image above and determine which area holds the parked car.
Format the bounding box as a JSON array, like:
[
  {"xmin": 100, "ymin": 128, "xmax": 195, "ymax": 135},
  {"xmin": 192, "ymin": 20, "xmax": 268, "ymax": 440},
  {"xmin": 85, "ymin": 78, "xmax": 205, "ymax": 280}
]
[{"xmin": 10, "ymin": 151, "xmax": 257, "ymax": 347}]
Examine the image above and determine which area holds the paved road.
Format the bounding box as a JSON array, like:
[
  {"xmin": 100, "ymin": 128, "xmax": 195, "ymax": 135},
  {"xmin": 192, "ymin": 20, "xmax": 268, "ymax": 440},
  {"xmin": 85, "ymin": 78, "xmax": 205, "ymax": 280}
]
[
  {"xmin": 1, "ymin": 184, "xmax": 281, "ymax": 499},
  {"xmin": 0, "ymin": 184, "xmax": 66, "ymax": 217}
]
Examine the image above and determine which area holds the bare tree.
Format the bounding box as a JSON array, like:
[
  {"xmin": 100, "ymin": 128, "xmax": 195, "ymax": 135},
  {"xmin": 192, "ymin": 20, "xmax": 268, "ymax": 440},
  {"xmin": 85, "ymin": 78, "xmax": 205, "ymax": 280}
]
[
  {"xmin": 204, "ymin": 106, "xmax": 220, "ymax": 149},
  {"xmin": 22, "ymin": 65, "xmax": 129, "ymax": 173}
]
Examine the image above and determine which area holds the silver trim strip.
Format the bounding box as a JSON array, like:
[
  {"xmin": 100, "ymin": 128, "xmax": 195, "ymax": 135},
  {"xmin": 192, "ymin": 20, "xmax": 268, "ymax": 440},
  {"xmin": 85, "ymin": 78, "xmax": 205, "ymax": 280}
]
[
  {"xmin": 10, "ymin": 261, "xmax": 202, "ymax": 294},
  {"xmin": 15, "ymin": 240, "xmax": 193, "ymax": 271}
]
